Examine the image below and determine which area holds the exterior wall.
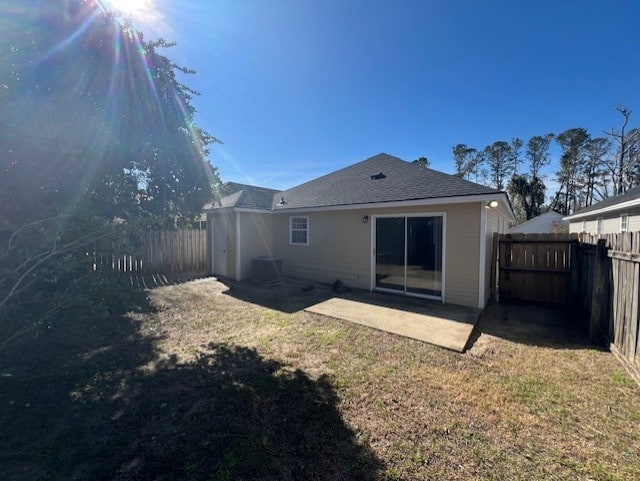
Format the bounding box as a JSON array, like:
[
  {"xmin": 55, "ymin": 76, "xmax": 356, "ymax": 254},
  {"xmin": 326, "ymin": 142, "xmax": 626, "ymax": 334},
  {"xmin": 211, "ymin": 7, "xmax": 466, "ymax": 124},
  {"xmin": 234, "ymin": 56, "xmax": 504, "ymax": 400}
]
[
  {"xmin": 271, "ymin": 202, "xmax": 483, "ymax": 308},
  {"xmin": 238, "ymin": 212, "xmax": 275, "ymax": 280},
  {"xmin": 207, "ymin": 209, "xmax": 237, "ymax": 279},
  {"xmin": 568, "ymin": 207, "xmax": 640, "ymax": 234},
  {"xmin": 483, "ymin": 205, "xmax": 510, "ymax": 307}
]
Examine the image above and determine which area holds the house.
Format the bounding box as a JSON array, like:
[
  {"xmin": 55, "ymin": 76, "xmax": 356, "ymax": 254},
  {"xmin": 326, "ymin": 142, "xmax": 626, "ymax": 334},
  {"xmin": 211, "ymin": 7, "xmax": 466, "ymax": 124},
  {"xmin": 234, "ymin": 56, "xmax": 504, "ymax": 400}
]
[
  {"xmin": 509, "ymin": 211, "xmax": 567, "ymax": 234},
  {"xmin": 565, "ymin": 185, "xmax": 640, "ymax": 234},
  {"xmin": 206, "ymin": 153, "xmax": 514, "ymax": 308}
]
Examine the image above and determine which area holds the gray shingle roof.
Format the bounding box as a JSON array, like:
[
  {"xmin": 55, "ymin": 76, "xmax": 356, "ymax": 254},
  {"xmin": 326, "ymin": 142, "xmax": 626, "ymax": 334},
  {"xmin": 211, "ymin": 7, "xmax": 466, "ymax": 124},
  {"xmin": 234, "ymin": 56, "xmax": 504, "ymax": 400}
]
[
  {"xmin": 218, "ymin": 182, "xmax": 281, "ymax": 210},
  {"xmin": 272, "ymin": 153, "xmax": 500, "ymax": 210},
  {"xmin": 568, "ymin": 184, "xmax": 640, "ymax": 217}
]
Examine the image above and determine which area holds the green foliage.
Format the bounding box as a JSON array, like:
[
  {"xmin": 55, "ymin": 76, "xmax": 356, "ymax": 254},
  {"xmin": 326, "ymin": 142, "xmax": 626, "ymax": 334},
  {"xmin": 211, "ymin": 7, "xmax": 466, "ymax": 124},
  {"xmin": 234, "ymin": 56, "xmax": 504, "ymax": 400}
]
[
  {"xmin": 412, "ymin": 156, "xmax": 430, "ymax": 168},
  {"xmin": 1, "ymin": 1, "xmax": 221, "ymax": 227},
  {"xmin": 0, "ymin": 1, "xmax": 217, "ymax": 345},
  {"xmin": 508, "ymin": 174, "xmax": 546, "ymax": 221},
  {"xmin": 453, "ymin": 144, "xmax": 485, "ymax": 182},
  {"xmin": 483, "ymin": 139, "xmax": 522, "ymax": 190},
  {"xmin": 526, "ymin": 133, "xmax": 554, "ymax": 178}
]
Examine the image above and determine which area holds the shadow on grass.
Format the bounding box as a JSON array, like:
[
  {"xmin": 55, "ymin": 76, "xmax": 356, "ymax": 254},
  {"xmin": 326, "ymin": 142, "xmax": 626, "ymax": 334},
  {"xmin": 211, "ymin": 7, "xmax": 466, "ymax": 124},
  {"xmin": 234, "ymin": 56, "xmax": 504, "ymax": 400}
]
[
  {"xmin": 0, "ymin": 313, "xmax": 382, "ymax": 480},
  {"xmin": 472, "ymin": 301, "xmax": 602, "ymax": 351},
  {"xmin": 218, "ymin": 277, "xmax": 336, "ymax": 314}
]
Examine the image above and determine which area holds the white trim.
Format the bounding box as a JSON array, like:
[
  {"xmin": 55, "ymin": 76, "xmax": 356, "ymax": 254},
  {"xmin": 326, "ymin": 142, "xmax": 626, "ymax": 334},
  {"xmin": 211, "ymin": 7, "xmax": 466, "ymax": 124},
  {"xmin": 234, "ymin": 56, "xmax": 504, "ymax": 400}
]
[
  {"xmin": 289, "ymin": 215, "xmax": 309, "ymax": 245},
  {"xmin": 274, "ymin": 193, "xmax": 510, "ymax": 215},
  {"xmin": 234, "ymin": 207, "xmax": 272, "ymax": 213},
  {"xmin": 564, "ymin": 197, "xmax": 640, "ymax": 220},
  {"xmin": 478, "ymin": 202, "xmax": 487, "ymax": 309},
  {"xmin": 235, "ymin": 211, "xmax": 242, "ymax": 281},
  {"xmin": 370, "ymin": 213, "xmax": 446, "ymax": 302},
  {"xmin": 620, "ymin": 213, "xmax": 629, "ymax": 232},
  {"xmin": 206, "ymin": 193, "xmax": 515, "ymax": 222}
]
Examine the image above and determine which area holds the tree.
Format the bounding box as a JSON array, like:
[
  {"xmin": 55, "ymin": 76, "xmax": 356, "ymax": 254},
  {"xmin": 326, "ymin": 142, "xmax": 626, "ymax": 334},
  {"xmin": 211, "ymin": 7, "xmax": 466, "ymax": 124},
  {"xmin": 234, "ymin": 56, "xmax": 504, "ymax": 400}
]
[
  {"xmin": 1, "ymin": 1, "xmax": 222, "ymax": 228},
  {"xmin": 581, "ymin": 137, "xmax": 610, "ymax": 206},
  {"xmin": 553, "ymin": 128, "xmax": 590, "ymax": 215},
  {"xmin": 508, "ymin": 174, "xmax": 546, "ymax": 221},
  {"xmin": 526, "ymin": 133, "xmax": 554, "ymax": 178},
  {"xmin": 452, "ymin": 144, "xmax": 485, "ymax": 182},
  {"xmin": 605, "ymin": 106, "xmax": 640, "ymax": 193},
  {"xmin": 483, "ymin": 139, "xmax": 522, "ymax": 190},
  {"xmin": 1, "ymin": 0, "xmax": 222, "ymax": 345},
  {"xmin": 605, "ymin": 106, "xmax": 635, "ymax": 194},
  {"xmin": 412, "ymin": 157, "xmax": 431, "ymax": 168}
]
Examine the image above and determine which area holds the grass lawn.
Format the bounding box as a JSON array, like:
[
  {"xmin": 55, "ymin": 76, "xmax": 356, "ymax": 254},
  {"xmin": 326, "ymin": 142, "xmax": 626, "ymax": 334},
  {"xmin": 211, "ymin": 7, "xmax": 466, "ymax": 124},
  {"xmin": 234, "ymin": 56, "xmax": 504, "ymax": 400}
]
[{"xmin": 2, "ymin": 277, "xmax": 639, "ymax": 480}]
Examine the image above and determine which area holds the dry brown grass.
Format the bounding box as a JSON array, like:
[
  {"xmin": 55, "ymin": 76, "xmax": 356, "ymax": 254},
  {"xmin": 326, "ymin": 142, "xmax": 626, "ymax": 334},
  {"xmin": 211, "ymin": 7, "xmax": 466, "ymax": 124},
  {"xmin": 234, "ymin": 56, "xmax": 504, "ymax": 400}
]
[{"xmin": 2, "ymin": 277, "xmax": 639, "ymax": 480}]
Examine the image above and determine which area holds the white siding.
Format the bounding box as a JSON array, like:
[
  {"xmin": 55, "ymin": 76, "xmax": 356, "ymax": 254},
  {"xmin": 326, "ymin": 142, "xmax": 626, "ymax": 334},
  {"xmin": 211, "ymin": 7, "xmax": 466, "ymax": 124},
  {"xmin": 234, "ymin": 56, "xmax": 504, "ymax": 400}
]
[{"xmin": 569, "ymin": 207, "xmax": 640, "ymax": 234}]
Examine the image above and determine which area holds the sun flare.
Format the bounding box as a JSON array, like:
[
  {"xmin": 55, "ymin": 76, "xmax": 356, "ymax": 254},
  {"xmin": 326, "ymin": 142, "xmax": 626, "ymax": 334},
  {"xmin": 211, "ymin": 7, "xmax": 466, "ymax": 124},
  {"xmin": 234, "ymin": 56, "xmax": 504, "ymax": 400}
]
[{"xmin": 102, "ymin": 0, "xmax": 154, "ymax": 17}]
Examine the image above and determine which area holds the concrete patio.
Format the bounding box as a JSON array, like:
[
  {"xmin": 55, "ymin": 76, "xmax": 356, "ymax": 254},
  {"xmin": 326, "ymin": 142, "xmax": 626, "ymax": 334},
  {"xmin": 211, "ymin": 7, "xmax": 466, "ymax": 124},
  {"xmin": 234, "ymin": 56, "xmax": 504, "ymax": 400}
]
[{"xmin": 306, "ymin": 291, "xmax": 482, "ymax": 352}]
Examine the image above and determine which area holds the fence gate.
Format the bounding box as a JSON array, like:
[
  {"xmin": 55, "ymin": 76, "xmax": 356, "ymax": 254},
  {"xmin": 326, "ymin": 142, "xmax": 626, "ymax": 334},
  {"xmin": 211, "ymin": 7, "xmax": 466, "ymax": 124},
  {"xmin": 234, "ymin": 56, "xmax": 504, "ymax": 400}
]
[{"xmin": 493, "ymin": 233, "xmax": 579, "ymax": 304}]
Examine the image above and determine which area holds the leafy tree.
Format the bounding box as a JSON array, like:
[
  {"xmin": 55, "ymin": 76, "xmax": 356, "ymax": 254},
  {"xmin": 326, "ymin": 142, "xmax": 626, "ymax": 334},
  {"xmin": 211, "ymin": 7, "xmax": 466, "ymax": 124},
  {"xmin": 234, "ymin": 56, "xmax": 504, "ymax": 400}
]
[
  {"xmin": 452, "ymin": 144, "xmax": 485, "ymax": 182},
  {"xmin": 526, "ymin": 133, "xmax": 554, "ymax": 178},
  {"xmin": 552, "ymin": 128, "xmax": 590, "ymax": 215},
  {"xmin": 1, "ymin": 0, "xmax": 221, "ymax": 345},
  {"xmin": 483, "ymin": 139, "xmax": 522, "ymax": 190},
  {"xmin": 508, "ymin": 174, "xmax": 546, "ymax": 221},
  {"xmin": 412, "ymin": 157, "xmax": 430, "ymax": 168},
  {"xmin": 581, "ymin": 137, "xmax": 610, "ymax": 207}
]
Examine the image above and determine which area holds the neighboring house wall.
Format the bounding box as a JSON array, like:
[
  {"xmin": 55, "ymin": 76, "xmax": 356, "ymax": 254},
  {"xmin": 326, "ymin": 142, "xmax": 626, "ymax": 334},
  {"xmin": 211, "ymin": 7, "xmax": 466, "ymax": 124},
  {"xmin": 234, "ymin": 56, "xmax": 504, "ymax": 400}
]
[
  {"xmin": 271, "ymin": 202, "xmax": 482, "ymax": 308},
  {"xmin": 568, "ymin": 207, "xmax": 640, "ymax": 234},
  {"xmin": 238, "ymin": 212, "xmax": 275, "ymax": 280}
]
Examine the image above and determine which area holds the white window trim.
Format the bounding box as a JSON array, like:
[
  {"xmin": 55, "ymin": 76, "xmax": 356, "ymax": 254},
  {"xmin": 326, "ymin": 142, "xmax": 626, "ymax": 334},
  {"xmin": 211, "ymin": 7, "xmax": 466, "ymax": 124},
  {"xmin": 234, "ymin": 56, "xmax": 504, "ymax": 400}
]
[
  {"xmin": 597, "ymin": 217, "xmax": 604, "ymax": 235},
  {"xmin": 620, "ymin": 213, "xmax": 629, "ymax": 232},
  {"xmin": 289, "ymin": 216, "xmax": 309, "ymax": 245},
  {"xmin": 582, "ymin": 220, "xmax": 586, "ymax": 233}
]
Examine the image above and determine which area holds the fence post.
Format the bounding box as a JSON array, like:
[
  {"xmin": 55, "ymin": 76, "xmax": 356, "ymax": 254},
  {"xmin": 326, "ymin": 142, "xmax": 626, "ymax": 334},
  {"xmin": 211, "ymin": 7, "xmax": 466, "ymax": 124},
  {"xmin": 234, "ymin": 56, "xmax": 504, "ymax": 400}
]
[
  {"xmin": 589, "ymin": 239, "xmax": 607, "ymax": 342},
  {"xmin": 570, "ymin": 239, "xmax": 580, "ymax": 324},
  {"xmin": 491, "ymin": 232, "xmax": 499, "ymax": 302}
]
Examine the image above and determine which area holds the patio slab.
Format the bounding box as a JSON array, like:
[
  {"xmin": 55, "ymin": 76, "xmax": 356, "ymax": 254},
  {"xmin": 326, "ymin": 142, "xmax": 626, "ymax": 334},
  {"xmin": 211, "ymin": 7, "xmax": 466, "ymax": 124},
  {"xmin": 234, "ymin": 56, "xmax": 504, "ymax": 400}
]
[{"xmin": 305, "ymin": 294, "xmax": 481, "ymax": 352}]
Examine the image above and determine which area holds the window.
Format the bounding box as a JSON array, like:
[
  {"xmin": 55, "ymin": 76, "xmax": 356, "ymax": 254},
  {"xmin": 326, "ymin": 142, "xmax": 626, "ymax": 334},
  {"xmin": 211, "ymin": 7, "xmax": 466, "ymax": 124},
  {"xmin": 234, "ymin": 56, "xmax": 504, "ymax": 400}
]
[
  {"xmin": 290, "ymin": 216, "xmax": 309, "ymax": 245},
  {"xmin": 597, "ymin": 218, "xmax": 603, "ymax": 235},
  {"xmin": 621, "ymin": 214, "xmax": 629, "ymax": 232},
  {"xmin": 582, "ymin": 220, "xmax": 586, "ymax": 233}
]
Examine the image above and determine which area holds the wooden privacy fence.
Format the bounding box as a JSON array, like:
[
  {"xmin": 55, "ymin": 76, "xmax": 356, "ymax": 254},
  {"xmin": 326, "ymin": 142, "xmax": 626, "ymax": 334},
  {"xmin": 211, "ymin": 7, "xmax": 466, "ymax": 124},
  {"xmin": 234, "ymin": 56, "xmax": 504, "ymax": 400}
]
[
  {"xmin": 492, "ymin": 231, "xmax": 640, "ymax": 383},
  {"xmin": 580, "ymin": 233, "xmax": 640, "ymax": 383},
  {"xmin": 492, "ymin": 233, "xmax": 578, "ymax": 304},
  {"xmin": 93, "ymin": 228, "xmax": 207, "ymax": 275}
]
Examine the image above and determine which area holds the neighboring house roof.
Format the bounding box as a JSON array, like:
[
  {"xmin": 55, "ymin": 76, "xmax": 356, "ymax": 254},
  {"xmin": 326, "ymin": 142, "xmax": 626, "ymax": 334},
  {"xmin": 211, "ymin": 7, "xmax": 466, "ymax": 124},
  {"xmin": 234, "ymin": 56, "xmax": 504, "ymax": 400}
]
[
  {"xmin": 272, "ymin": 153, "xmax": 501, "ymax": 210},
  {"xmin": 215, "ymin": 182, "xmax": 281, "ymax": 210},
  {"xmin": 509, "ymin": 211, "xmax": 567, "ymax": 234},
  {"xmin": 565, "ymin": 185, "xmax": 640, "ymax": 220}
]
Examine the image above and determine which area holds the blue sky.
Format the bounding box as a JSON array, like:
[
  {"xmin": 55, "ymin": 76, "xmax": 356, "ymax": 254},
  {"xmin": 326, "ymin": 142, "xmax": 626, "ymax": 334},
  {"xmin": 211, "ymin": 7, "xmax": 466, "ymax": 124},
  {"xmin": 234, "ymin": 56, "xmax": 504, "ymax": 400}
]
[{"xmin": 134, "ymin": 0, "xmax": 640, "ymax": 191}]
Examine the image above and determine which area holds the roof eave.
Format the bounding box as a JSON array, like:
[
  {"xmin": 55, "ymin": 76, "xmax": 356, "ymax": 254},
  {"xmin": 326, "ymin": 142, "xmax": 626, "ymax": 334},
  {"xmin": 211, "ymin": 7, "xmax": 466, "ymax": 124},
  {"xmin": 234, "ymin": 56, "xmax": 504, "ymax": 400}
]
[
  {"xmin": 271, "ymin": 192, "xmax": 512, "ymax": 215},
  {"xmin": 564, "ymin": 197, "xmax": 640, "ymax": 221}
]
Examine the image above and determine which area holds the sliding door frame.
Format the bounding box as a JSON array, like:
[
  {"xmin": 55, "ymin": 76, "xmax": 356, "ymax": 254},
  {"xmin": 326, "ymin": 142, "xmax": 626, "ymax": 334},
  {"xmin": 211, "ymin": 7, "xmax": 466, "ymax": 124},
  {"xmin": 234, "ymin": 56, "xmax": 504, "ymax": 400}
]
[{"xmin": 370, "ymin": 213, "xmax": 446, "ymax": 302}]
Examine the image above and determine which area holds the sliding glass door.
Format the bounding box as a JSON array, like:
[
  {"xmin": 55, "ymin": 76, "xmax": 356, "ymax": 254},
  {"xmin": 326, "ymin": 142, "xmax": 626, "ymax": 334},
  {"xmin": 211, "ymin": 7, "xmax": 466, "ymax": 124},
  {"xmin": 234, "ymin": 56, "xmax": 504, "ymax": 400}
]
[{"xmin": 375, "ymin": 215, "xmax": 443, "ymax": 299}]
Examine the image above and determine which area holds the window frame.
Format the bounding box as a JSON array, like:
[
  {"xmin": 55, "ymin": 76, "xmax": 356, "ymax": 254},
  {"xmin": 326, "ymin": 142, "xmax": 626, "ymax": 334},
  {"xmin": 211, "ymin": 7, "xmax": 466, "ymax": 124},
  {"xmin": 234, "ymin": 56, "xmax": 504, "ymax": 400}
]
[
  {"xmin": 289, "ymin": 216, "xmax": 309, "ymax": 245},
  {"xmin": 620, "ymin": 213, "xmax": 629, "ymax": 232},
  {"xmin": 597, "ymin": 217, "xmax": 604, "ymax": 235}
]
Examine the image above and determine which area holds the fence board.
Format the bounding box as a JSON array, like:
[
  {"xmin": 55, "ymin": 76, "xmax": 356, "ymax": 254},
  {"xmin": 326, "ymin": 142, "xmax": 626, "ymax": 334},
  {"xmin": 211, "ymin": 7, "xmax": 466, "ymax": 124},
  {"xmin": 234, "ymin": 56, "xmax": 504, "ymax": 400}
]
[
  {"xmin": 497, "ymin": 233, "xmax": 577, "ymax": 304},
  {"xmin": 93, "ymin": 228, "xmax": 206, "ymax": 276}
]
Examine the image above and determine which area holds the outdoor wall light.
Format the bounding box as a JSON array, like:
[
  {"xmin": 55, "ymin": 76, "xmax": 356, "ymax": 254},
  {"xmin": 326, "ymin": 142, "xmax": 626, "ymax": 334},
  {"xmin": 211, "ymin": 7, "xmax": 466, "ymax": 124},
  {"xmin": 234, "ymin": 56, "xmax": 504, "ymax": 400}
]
[
  {"xmin": 486, "ymin": 200, "xmax": 499, "ymax": 208},
  {"xmin": 362, "ymin": 215, "xmax": 369, "ymax": 223}
]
